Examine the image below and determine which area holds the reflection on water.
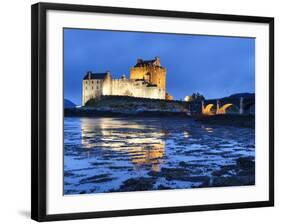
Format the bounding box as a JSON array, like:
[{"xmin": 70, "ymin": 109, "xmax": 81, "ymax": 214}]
[
  {"xmin": 80, "ymin": 118, "xmax": 165, "ymax": 172},
  {"xmin": 205, "ymin": 127, "xmax": 213, "ymax": 133},
  {"xmin": 64, "ymin": 117, "xmax": 255, "ymax": 195}
]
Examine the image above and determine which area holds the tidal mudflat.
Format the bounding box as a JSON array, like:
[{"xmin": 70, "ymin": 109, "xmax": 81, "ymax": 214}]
[{"xmin": 64, "ymin": 117, "xmax": 255, "ymax": 195}]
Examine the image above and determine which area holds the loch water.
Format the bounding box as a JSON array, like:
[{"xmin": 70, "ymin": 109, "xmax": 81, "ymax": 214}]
[{"xmin": 64, "ymin": 117, "xmax": 255, "ymax": 195}]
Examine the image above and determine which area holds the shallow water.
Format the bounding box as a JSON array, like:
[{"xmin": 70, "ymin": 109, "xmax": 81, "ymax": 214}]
[{"xmin": 64, "ymin": 117, "xmax": 255, "ymax": 195}]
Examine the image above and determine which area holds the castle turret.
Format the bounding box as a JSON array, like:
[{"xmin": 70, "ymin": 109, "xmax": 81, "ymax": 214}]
[
  {"xmin": 105, "ymin": 71, "xmax": 112, "ymax": 80},
  {"xmin": 129, "ymin": 57, "xmax": 166, "ymax": 98},
  {"xmin": 103, "ymin": 71, "xmax": 112, "ymax": 96},
  {"xmin": 121, "ymin": 74, "xmax": 126, "ymax": 80},
  {"xmin": 137, "ymin": 58, "xmax": 143, "ymax": 64}
]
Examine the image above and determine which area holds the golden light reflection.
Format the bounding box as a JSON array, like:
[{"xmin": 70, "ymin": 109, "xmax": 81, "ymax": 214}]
[
  {"xmin": 80, "ymin": 118, "xmax": 165, "ymax": 171},
  {"xmin": 131, "ymin": 143, "xmax": 165, "ymax": 172}
]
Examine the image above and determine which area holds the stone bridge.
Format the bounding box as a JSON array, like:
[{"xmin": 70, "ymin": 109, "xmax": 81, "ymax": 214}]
[{"xmin": 201, "ymin": 96, "xmax": 255, "ymax": 115}]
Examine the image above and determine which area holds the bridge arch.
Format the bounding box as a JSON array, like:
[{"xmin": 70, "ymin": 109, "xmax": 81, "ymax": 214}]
[
  {"xmin": 202, "ymin": 96, "xmax": 254, "ymax": 115},
  {"xmin": 203, "ymin": 104, "xmax": 215, "ymax": 115},
  {"xmin": 217, "ymin": 103, "xmax": 233, "ymax": 114}
]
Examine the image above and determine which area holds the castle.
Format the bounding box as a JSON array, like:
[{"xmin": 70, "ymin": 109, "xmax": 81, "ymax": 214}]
[{"xmin": 82, "ymin": 57, "xmax": 172, "ymax": 106}]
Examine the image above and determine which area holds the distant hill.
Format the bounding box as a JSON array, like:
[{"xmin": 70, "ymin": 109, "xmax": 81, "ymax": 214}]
[
  {"xmin": 229, "ymin": 93, "xmax": 255, "ymax": 99},
  {"xmin": 64, "ymin": 99, "xmax": 76, "ymax": 108}
]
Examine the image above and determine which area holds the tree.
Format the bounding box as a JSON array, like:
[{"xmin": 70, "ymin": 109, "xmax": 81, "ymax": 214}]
[{"xmin": 191, "ymin": 92, "xmax": 205, "ymax": 101}]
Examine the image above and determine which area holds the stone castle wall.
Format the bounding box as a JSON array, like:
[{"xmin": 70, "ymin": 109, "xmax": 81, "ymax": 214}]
[
  {"xmin": 130, "ymin": 66, "xmax": 166, "ymax": 90},
  {"xmin": 102, "ymin": 77, "xmax": 165, "ymax": 100},
  {"xmin": 82, "ymin": 79, "xmax": 103, "ymax": 105}
]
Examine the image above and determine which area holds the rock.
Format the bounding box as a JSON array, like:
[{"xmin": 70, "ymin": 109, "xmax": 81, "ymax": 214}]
[
  {"xmin": 185, "ymin": 176, "xmax": 210, "ymax": 183},
  {"xmin": 195, "ymin": 114, "xmax": 255, "ymax": 128},
  {"xmin": 212, "ymin": 175, "xmax": 255, "ymax": 187},
  {"xmin": 157, "ymin": 184, "xmax": 173, "ymax": 190},
  {"xmin": 64, "ymin": 181, "xmax": 71, "ymax": 186},
  {"xmin": 119, "ymin": 177, "xmax": 155, "ymax": 191},
  {"xmin": 238, "ymin": 169, "xmax": 254, "ymax": 176},
  {"xmin": 220, "ymin": 164, "xmax": 237, "ymax": 170},
  {"xmin": 236, "ymin": 157, "xmax": 255, "ymax": 169},
  {"xmin": 148, "ymin": 167, "xmax": 189, "ymax": 181},
  {"xmin": 90, "ymin": 162, "xmax": 112, "ymax": 166},
  {"xmin": 178, "ymin": 161, "xmax": 188, "ymax": 167},
  {"xmin": 64, "ymin": 171, "xmax": 75, "ymax": 177},
  {"xmin": 211, "ymin": 164, "xmax": 236, "ymax": 177},
  {"xmin": 148, "ymin": 167, "xmax": 209, "ymax": 184},
  {"xmin": 79, "ymin": 174, "xmax": 115, "ymax": 184},
  {"xmin": 211, "ymin": 169, "xmax": 229, "ymax": 177},
  {"xmin": 108, "ymin": 166, "xmax": 133, "ymax": 170}
]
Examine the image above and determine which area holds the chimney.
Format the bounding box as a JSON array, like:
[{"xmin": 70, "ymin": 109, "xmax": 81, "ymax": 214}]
[
  {"xmin": 105, "ymin": 71, "xmax": 111, "ymax": 80},
  {"xmin": 155, "ymin": 56, "xmax": 160, "ymax": 66},
  {"xmin": 87, "ymin": 71, "xmax": 92, "ymax": 79}
]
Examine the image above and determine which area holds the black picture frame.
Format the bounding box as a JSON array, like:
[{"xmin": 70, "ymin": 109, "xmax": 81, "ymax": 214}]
[{"xmin": 31, "ymin": 2, "xmax": 274, "ymax": 222}]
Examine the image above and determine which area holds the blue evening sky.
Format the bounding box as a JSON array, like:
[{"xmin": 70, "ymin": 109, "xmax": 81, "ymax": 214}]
[{"xmin": 64, "ymin": 28, "xmax": 255, "ymax": 105}]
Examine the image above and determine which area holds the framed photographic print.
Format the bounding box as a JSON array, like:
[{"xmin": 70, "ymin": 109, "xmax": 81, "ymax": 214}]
[{"xmin": 31, "ymin": 2, "xmax": 274, "ymax": 222}]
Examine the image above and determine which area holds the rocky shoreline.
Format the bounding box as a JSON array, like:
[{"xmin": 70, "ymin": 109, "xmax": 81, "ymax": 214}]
[
  {"xmin": 195, "ymin": 114, "xmax": 255, "ymax": 128},
  {"xmin": 65, "ymin": 108, "xmax": 254, "ymax": 128},
  {"xmin": 107, "ymin": 156, "xmax": 255, "ymax": 192},
  {"xmin": 64, "ymin": 107, "xmax": 189, "ymax": 117}
]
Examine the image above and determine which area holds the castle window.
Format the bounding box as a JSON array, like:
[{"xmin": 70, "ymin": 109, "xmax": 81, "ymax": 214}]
[
  {"xmin": 92, "ymin": 87, "xmax": 93, "ymax": 90},
  {"xmin": 92, "ymin": 81, "xmax": 94, "ymax": 84}
]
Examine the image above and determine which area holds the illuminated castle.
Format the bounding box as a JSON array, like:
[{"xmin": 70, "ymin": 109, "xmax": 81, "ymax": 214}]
[{"xmin": 82, "ymin": 57, "xmax": 172, "ymax": 106}]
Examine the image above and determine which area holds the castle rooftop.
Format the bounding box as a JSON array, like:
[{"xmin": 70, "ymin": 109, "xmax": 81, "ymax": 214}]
[
  {"xmin": 83, "ymin": 71, "xmax": 108, "ymax": 80},
  {"xmin": 134, "ymin": 57, "xmax": 161, "ymax": 68}
]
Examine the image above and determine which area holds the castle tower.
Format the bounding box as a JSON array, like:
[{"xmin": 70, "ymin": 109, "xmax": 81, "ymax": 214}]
[
  {"xmin": 129, "ymin": 57, "xmax": 166, "ymax": 92},
  {"xmin": 82, "ymin": 71, "xmax": 109, "ymax": 106}
]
